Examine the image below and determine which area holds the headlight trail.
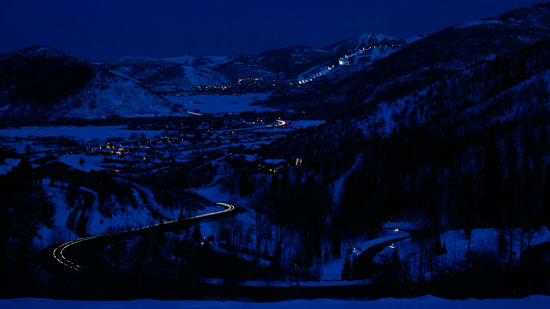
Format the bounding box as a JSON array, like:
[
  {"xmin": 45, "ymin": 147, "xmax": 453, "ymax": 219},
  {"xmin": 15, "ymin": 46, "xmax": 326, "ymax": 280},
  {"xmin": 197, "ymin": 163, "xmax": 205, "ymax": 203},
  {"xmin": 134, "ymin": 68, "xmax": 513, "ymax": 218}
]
[{"xmin": 49, "ymin": 202, "xmax": 237, "ymax": 272}]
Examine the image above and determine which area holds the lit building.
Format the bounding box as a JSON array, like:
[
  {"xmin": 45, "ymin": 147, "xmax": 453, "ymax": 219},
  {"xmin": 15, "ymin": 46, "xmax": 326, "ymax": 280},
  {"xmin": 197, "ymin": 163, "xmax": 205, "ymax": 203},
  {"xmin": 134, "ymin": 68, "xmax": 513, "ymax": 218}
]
[{"xmin": 339, "ymin": 57, "xmax": 349, "ymax": 66}]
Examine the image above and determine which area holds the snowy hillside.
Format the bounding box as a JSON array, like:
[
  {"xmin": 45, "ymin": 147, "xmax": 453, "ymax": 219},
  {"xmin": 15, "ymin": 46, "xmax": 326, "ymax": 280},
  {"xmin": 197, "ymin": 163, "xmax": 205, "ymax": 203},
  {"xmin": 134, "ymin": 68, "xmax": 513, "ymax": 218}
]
[
  {"xmin": 102, "ymin": 32, "xmax": 406, "ymax": 92},
  {"xmin": 326, "ymin": 32, "xmax": 401, "ymax": 53},
  {"xmin": 264, "ymin": 3, "xmax": 550, "ymax": 116},
  {"xmin": 0, "ymin": 46, "xmax": 180, "ymax": 120},
  {"xmin": 297, "ymin": 42, "xmax": 403, "ymax": 84},
  {"xmin": 56, "ymin": 70, "xmax": 180, "ymax": 119},
  {"xmin": 103, "ymin": 56, "xmax": 232, "ymax": 92}
]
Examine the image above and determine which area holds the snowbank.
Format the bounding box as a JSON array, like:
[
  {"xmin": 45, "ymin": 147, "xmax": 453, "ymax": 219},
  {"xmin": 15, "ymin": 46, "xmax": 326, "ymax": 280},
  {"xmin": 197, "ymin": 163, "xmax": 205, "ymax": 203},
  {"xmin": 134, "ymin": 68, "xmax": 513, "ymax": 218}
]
[{"xmin": 3, "ymin": 295, "xmax": 550, "ymax": 309}]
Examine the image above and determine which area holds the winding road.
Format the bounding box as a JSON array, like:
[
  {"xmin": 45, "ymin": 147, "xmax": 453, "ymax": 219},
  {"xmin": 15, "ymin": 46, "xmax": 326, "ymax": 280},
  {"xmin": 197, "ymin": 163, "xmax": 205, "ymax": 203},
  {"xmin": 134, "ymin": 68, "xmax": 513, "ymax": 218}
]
[{"xmin": 42, "ymin": 202, "xmax": 241, "ymax": 274}]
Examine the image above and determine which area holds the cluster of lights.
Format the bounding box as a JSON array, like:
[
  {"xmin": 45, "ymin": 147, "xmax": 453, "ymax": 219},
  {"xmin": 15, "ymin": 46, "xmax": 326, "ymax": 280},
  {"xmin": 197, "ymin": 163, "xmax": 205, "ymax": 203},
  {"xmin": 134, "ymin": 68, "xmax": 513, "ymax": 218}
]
[
  {"xmin": 298, "ymin": 43, "xmax": 403, "ymax": 85},
  {"xmin": 237, "ymin": 77, "xmax": 263, "ymax": 84}
]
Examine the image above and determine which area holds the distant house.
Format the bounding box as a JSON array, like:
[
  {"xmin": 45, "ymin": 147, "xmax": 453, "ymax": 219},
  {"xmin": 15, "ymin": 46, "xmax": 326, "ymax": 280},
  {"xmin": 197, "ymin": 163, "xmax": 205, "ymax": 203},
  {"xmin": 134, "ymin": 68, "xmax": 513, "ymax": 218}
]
[
  {"xmin": 261, "ymin": 158, "xmax": 287, "ymax": 173},
  {"xmin": 31, "ymin": 155, "xmax": 58, "ymax": 166},
  {"xmin": 35, "ymin": 160, "xmax": 72, "ymax": 178}
]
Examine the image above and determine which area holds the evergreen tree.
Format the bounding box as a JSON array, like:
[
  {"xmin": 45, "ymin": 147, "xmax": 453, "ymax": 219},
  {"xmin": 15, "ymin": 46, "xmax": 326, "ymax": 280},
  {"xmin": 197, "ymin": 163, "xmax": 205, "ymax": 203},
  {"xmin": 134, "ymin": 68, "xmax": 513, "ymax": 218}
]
[
  {"xmin": 331, "ymin": 233, "xmax": 341, "ymax": 258},
  {"xmin": 352, "ymin": 256, "xmax": 360, "ymax": 279},
  {"xmin": 497, "ymin": 230, "xmax": 507, "ymax": 259},
  {"xmin": 390, "ymin": 248, "xmax": 401, "ymax": 283},
  {"xmin": 342, "ymin": 255, "xmax": 352, "ymax": 280},
  {"xmin": 192, "ymin": 225, "xmax": 202, "ymax": 242}
]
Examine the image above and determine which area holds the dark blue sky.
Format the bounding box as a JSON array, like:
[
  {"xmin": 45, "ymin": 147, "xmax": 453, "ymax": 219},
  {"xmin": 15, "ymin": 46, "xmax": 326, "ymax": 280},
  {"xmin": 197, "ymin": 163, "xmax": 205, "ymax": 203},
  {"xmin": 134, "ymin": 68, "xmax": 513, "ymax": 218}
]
[{"xmin": 0, "ymin": 0, "xmax": 543, "ymax": 60}]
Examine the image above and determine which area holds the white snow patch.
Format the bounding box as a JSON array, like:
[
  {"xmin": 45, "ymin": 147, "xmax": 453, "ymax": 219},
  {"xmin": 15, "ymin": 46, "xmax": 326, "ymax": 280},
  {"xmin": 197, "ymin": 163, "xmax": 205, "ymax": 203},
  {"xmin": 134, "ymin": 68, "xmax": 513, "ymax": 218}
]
[
  {"xmin": 0, "ymin": 158, "xmax": 21, "ymax": 175},
  {"xmin": 455, "ymin": 19, "xmax": 506, "ymax": 29},
  {"xmin": 6, "ymin": 295, "xmax": 550, "ymax": 308},
  {"xmin": 33, "ymin": 183, "xmax": 79, "ymax": 250}
]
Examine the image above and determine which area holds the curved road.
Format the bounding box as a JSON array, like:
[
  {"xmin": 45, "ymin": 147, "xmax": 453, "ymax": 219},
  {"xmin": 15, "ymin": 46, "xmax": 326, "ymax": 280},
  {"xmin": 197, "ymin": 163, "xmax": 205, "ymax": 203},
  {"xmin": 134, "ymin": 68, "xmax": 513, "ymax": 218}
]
[{"xmin": 43, "ymin": 202, "xmax": 241, "ymax": 274}]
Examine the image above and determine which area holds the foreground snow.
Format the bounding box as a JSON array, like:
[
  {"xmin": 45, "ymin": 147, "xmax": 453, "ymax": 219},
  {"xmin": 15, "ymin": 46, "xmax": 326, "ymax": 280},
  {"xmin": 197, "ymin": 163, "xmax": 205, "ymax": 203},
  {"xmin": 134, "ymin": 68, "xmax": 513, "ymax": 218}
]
[{"xmin": 3, "ymin": 295, "xmax": 550, "ymax": 308}]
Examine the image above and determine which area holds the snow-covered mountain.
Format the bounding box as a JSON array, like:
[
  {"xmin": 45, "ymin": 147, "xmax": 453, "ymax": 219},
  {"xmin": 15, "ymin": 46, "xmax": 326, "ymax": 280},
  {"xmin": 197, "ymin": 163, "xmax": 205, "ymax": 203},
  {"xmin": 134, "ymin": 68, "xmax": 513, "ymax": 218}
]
[
  {"xmin": 252, "ymin": 7, "xmax": 550, "ymax": 260},
  {"xmin": 0, "ymin": 46, "xmax": 180, "ymax": 122},
  {"xmin": 101, "ymin": 56, "xmax": 232, "ymax": 93},
  {"xmin": 100, "ymin": 33, "xmax": 406, "ymax": 92},
  {"xmin": 263, "ymin": 3, "xmax": 550, "ymax": 158},
  {"xmin": 297, "ymin": 34, "xmax": 404, "ymax": 84},
  {"xmin": 4, "ymin": 3, "xmax": 549, "ymax": 122},
  {"xmin": 261, "ymin": 3, "xmax": 550, "ymax": 117},
  {"xmin": 1, "ymin": 32, "xmax": 405, "ymax": 121},
  {"xmin": 325, "ymin": 32, "xmax": 400, "ymax": 54}
]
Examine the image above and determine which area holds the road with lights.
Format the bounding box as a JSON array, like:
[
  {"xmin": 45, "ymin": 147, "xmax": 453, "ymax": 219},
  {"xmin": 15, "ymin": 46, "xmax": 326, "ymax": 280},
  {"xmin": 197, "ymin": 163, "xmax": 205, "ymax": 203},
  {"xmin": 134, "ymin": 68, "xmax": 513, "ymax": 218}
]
[{"xmin": 43, "ymin": 202, "xmax": 240, "ymax": 274}]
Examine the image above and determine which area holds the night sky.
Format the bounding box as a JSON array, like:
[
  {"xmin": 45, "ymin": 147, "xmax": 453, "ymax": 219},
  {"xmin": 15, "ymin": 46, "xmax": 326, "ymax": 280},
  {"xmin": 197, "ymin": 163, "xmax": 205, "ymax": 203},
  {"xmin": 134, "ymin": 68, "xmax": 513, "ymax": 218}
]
[{"xmin": 0, "ymin": 0, "xmax": 544, "ymax": 60}]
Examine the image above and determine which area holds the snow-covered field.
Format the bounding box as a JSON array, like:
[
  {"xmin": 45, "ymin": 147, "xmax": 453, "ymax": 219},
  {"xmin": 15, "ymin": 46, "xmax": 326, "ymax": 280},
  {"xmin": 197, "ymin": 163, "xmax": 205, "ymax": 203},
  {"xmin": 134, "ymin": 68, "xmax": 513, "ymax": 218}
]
[
  {"xmin": 0, "ymin": 126, "xmax": 163, "ymax": 141},
  {"xmin": 167, "ymin": 93, "xmax": 275, "ymax": 114},
  {"xmin": 3, "ymin": 296, "xmax": 550, "ymax": 309},
  {"xmin": 375, "ymin": 227, "xmax": 550, "ymax": 280},
  {"xmin": 320, "ymin": 230, "xmax": 410, "ymax": 281}
]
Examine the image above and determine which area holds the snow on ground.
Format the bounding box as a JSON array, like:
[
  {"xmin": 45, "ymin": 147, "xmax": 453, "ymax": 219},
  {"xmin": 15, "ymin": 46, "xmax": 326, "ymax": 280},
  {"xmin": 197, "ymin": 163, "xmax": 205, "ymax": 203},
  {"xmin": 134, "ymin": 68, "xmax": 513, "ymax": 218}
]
[
  {"xmin": 332, "ymin": 155, "xmax": 361, "ymax": 204},
  {"xmin": 57, "ymin": 71, "xmax": 179, "ymax": 119},
  {"xmin": 49, "ymin": 181, "xmax": 164, "ymax": 237},
  {"xmin": 167, "ymin": 93, "xmax": 275, "ymax": 114},
  {"xmin": 194, "ymin": 180, "xmax": 280, "ymax": 266},
  {"xmin": 33, "ymin": 183, "xmax": 79, "ymax": 250},
  {"xmin": 374, "ymin": 227, "xmax": 550, "ymax": 279},
  {"xmin": 69, "ymin": 179, "xmax": 157, "ymax": 235},
  {"xmin": 88, "ymin": 202, "xmax": 156, "ymax": 235},
  {"xmin": 3, "ymin": 295, "xmax": 550, "ymax": 309},
  {"xmin": 195, "ymin": 182, "xmax": 241, "ymax": 206},
  {"xmin": 320, "ymin": 230, "xmax": 410, "ymax": 281},
  {"xmin": 0, "ymin": 126, "xmax": 163, "ymax": 141},
  {"xmin": 455, "ymin": 19, "xmax": 506, "ymax": 29},
  {"xmin": 0, "ymin": 158, "xmax": 21, "ymax": 175},
  {"xmin": 57, "ymin": 154, "xmax": 104, "ymax": 173},
  {"xmin": 112, "ymin": 178, "xmax": 180, "ymax": 220}
]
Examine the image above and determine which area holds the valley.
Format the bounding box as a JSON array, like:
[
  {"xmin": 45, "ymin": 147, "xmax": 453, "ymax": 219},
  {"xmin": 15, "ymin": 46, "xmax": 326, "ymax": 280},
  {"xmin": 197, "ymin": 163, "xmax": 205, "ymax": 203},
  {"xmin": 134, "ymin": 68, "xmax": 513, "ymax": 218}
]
[{"xmin": 2, "ymin": 2, "xmax": 550, "ymax": 302}]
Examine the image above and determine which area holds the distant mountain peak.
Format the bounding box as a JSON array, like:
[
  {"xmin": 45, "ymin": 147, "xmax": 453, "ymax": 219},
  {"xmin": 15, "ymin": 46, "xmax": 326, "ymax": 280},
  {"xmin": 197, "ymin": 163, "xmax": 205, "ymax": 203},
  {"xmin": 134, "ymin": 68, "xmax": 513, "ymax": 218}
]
[
  {"xmin": 353, "ymin": 32, "xmax": 397, "ymax": 42},
  {"xmin": 325, "ymin": 32, "xmax": 402, "ymax": 54},
  {"xmin": 10, "ymin": 45, "xmax": 69, "ymax": 59}
]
